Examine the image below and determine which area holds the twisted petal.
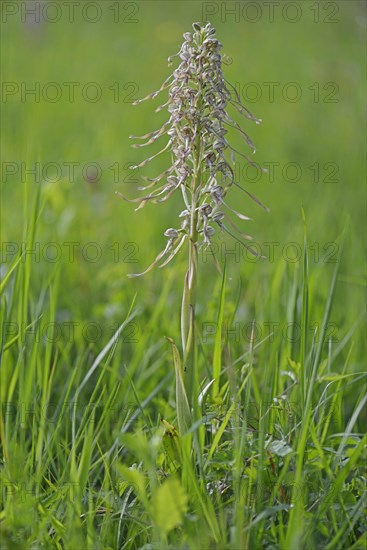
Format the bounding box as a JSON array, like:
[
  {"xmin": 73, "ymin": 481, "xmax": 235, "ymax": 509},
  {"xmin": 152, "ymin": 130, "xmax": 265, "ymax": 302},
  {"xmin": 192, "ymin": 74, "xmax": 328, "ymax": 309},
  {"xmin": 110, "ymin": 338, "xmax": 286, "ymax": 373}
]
[
  {"xmin": 234, "ymin": 183, "xmax": 270, "ymax": 212},
  {"xmin": 127, "ymin": 239, "xmax": 174, "ymax": 278},
  {"xmin": 216, "ymin": 221, "xmax": 264, "ymax": 258},
  {"xmin": 129, "ymin": 121, "xmax": 170, "ymax": 140},
  {"xmin": 226, "ymin": 216, "xmax": 254, "ymax": 241},
  {"xmin": 222, "ymin": 115, "xmax": 257, "ymax": 153},
  {"xmin": 221, "ymin": 199, "xmax": 252, "ymax": 221},
  {"xmin": 139, "ymin": 164, "xmax": 179, "ymax": 190},
  {"xmin": 158, "ymin": 234, "xmax": 187, "ymax": 268},
  {"xmin": 132, "ymin": 74, "xmax": 174, "ymax": 105},
  {"xmin": 224, "ymin": 78, "xmax": 262, "ymax": 124},
  {"xmin": 132, "ymin": 140, "xmax": 172, "ymax": 168}
]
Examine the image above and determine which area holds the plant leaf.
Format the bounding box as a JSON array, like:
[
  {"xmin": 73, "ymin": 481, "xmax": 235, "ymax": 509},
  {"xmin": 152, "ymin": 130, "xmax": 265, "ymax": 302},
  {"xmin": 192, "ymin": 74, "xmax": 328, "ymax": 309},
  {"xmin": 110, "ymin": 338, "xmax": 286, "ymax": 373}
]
[
  {"xmin": 166, "ymin": 336, "xmax": 191, "ymax": 434},
  {"xmin": 151, "ymin": 477, "xmax": 188, "ymax": 534}
]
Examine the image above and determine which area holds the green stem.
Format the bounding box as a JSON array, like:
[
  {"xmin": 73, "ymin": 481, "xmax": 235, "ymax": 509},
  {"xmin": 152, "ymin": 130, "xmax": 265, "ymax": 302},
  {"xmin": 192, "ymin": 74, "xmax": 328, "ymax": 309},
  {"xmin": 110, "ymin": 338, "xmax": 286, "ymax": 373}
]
[
  {"xmin": 181, "ymin": 92, "xmax": 203, "ymax": 409},
  {"xmin": 181, "ymin": 234, "xmax": 198, "ymax": 408}
]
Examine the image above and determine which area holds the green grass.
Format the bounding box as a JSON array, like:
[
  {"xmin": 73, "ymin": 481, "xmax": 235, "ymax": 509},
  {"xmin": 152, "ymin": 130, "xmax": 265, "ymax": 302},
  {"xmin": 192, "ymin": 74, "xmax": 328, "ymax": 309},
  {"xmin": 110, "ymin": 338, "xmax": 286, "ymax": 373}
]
[{"xmin": 1, "ymin": 2, "xmax": 366, "ymax": 548}]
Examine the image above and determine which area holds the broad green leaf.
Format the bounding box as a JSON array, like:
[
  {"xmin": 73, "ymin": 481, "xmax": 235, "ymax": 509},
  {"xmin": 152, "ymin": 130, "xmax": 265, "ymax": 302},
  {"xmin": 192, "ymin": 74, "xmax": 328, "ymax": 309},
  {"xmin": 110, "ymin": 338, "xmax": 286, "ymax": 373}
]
[{"xmin": 151, "ymin": 477, "xmax": 188, "ymax": 534}]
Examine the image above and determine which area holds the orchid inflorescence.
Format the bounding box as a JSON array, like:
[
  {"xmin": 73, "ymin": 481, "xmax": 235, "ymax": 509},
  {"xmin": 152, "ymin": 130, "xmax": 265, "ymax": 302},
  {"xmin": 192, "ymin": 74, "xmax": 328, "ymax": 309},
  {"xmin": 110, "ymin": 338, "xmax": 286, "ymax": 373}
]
[{"xmin": 119, "ymin": 22, "xmax": 268, "ymax": 276}]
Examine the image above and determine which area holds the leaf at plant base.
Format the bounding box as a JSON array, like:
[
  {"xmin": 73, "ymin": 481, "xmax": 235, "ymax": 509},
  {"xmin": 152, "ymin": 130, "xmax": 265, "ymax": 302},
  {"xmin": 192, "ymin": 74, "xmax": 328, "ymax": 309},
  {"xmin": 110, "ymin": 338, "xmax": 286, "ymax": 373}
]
[
  {"xmin": 115, "ymin": 463, "xmax": 148, "ymax": 506},
  {"xmin": 165, "ymin": 337, "xmax": 191, "ymax": 434},
  {"xmin": 151, "ymin": 477, "xmax": 188, "ymax": 534}
]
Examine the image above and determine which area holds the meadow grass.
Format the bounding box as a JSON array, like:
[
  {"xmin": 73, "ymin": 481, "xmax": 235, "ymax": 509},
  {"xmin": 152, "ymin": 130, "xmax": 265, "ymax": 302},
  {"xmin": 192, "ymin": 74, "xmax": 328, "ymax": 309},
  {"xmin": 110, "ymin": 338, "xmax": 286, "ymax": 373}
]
[{"xmin": 1, "ymin": 2, "xmax": 366, "ymax": 548}]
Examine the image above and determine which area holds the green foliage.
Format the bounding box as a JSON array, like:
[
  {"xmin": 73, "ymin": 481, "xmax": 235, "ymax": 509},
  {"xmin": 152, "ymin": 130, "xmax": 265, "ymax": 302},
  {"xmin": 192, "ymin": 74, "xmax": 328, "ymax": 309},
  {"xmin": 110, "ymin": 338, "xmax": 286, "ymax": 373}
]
[
  {"xmin": 1, "ymin": 2, "xmax": 366, "ymax": 548},
  {"xmin": 151, "ymin": 477, "xmax": 188, "ymax": 535}
]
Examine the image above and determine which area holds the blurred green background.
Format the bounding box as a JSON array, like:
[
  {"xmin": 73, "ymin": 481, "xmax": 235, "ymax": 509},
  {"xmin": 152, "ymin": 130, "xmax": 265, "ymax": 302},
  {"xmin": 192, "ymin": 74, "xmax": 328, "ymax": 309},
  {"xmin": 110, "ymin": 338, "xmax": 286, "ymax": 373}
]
[{"xmin": 1, "ymin": 0, "xmax": 366, "ymax": 363}]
